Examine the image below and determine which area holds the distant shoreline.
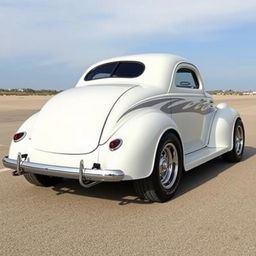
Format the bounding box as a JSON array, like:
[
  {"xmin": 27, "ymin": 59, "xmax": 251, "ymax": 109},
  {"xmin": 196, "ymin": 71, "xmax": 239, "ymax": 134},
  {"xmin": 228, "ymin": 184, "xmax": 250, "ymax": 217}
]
[
  {"xmin": 0, "ymin": 93, "xmax": 58, "ymax": 96},
  {"xmin": 0, "ymin": 93, "xmax": 255, "ymax": 97},
  {"xmin": 0, "ymin": 91, "xmax": 60, "ymax": 96},
  {"xmin": 1, "ymin": 88, "xmax": 256, "ymax": 97}
]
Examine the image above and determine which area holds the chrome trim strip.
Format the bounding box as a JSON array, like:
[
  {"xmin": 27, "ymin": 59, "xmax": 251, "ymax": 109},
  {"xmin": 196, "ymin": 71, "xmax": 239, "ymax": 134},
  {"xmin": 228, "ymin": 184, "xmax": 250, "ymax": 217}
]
[{"xmin": 2, "ymin": 156, "xmax": 124, "ymax": 182}]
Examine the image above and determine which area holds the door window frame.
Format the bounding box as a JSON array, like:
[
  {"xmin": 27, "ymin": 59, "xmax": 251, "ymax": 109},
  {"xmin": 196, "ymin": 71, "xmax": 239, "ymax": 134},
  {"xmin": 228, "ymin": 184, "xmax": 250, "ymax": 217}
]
[{"xmin": 169, "ymin": 63, "xmax": 204, "ymax": 94}]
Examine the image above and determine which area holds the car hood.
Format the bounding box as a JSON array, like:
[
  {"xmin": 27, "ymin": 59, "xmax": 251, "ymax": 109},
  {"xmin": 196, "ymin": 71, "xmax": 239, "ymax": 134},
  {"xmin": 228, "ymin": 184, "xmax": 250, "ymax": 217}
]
[{"xmin": 31, "ymin": 85, "xmax": 136, "ymax": 154}]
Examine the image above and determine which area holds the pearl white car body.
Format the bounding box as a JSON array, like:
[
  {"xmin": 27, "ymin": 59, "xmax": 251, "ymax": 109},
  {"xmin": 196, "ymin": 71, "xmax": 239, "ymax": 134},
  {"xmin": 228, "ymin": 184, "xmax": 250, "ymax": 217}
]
[{"xmin": 3, "ymin": 54, "xmax": 245, "ymax": 202}]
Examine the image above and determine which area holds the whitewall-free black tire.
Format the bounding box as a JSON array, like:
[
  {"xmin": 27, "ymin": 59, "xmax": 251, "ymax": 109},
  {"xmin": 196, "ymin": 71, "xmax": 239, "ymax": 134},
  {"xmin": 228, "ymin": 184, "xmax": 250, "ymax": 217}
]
[
  {"xmin": 24, "ymin": 173, "xmax": 63, "ymax": 187},
  {"xmin": 133, "ymin": 132, "xmax": 183, "ymax": 202}
]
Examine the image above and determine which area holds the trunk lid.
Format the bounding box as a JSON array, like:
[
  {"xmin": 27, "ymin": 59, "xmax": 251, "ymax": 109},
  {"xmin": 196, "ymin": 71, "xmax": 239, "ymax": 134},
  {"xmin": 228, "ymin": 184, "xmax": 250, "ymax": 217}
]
[{"xmin": 31, "ymin": 85, "xmax": 133, "ymax": 154}]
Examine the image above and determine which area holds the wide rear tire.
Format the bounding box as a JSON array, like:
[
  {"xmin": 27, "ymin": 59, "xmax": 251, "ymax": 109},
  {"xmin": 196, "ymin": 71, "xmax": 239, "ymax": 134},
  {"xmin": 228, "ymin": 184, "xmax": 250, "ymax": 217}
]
[
  {"xmin": 24, "ymin": 173, "xmax": 63, "ymax": 187},
  {"xmin": 133, "ymin": 132, "xmax": 183, "ymax": 202}
]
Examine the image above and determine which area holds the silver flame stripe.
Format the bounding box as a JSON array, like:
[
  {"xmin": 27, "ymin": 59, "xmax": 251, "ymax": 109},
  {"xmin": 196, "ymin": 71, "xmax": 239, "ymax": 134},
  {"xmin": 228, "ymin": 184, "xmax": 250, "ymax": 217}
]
[{"xmin": 120, "ymin": 97, "xmax": 215, "ymax": 120}]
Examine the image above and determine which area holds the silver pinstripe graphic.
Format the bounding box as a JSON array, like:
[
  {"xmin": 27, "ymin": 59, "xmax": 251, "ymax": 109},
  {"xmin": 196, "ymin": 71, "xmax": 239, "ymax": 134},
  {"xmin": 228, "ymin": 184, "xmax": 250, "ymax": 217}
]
[{"xmin": 119, "ymin": 97, "xmax": 215, "ymax": 121}]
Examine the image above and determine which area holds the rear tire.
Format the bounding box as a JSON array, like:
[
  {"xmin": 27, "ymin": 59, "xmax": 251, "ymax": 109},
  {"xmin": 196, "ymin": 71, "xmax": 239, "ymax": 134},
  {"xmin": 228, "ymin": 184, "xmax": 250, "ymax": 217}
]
[
  {"xmin": 222, "ymin": 118, "xmax": 245, "ymax": 162},
  {"xmin": 24, "ymin": 173, "xmax": 63, "ymax": 187},
  {"xmin": 133, "ymin": 132, "xmax": 183, "ymax": 202}
]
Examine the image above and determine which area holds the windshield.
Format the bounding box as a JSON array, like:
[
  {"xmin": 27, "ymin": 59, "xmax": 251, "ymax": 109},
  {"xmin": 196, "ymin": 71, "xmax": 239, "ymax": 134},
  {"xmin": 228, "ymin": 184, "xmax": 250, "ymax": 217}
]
[{"xmin": 85, "ymin": 61, "xmax": 145, "ymax": 81}]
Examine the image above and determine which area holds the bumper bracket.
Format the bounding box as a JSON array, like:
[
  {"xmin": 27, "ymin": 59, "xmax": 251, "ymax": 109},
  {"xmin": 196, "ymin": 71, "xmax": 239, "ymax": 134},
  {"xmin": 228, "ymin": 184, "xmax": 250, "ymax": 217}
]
[{"xmin": 79, "ymin": 160, "xmax": 100, "ymax": 188}]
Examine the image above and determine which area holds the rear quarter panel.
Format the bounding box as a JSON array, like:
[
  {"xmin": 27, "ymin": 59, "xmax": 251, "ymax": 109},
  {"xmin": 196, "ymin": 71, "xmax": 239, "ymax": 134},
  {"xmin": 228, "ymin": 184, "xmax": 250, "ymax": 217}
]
[{"xmin": 98, "ymin": 110, "xmax": 182, "ymax": 180}]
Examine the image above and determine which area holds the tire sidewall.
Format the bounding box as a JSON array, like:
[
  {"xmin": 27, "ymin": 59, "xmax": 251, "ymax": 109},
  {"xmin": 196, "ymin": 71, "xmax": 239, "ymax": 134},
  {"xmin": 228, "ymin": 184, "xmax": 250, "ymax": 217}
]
[
  {"xmin": 232, "ymin": 118, "xmax": 245, "ymax": 160},
  {"xmin": 152, "ymin": 133, "xmax": 183, "ymax": 201}
]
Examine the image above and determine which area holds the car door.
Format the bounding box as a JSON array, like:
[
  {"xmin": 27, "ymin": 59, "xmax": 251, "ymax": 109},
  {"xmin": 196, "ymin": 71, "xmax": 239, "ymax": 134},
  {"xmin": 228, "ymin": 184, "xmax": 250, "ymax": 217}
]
[{"xmin": 169, "ymin": 64, "xmax": 216, "ymax": 154}]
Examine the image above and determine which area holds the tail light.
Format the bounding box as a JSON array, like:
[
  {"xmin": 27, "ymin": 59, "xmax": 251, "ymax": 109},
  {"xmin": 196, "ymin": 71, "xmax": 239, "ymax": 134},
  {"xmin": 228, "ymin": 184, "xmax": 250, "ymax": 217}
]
[
  {"xmin": 13, "ymin": 132, "xmax": 26, "ymax": 142},
  {"xmin": 109, "ymin": 139, "xmax": 122, "ymax": 151}
]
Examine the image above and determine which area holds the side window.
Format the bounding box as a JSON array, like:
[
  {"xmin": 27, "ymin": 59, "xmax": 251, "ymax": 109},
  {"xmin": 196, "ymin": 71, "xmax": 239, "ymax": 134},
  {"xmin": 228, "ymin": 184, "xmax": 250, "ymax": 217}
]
[{"xmin": 175, "ymin": 68, "xmax": 199, "ymax": 89}]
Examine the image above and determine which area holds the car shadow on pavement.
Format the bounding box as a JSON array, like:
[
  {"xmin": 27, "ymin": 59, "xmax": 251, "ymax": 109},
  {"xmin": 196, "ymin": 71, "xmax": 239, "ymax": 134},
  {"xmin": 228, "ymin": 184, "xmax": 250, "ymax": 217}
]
[
  {"xmin": 52, "ymin": 179, "xmax": 147, "ymax": 205},
  {"xmin": 175, "ymin": 146, "xmax": 256, "ymax": 199},
  {"xmin": 51, "ymin": 146, "xmax": 256, "ymax": 205}
]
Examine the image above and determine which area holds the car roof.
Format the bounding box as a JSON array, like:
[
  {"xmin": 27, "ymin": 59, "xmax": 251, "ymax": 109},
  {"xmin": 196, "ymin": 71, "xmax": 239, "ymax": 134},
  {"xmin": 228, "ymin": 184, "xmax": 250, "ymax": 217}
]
[{"xmin": 76, "ymin": 54, "xmax": 189, "ymax": 92}]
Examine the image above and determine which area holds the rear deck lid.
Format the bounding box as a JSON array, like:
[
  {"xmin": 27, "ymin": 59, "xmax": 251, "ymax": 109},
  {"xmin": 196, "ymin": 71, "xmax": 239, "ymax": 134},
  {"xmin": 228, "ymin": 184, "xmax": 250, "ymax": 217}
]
[{"xmin": 31, "ymin": 85, "xmax": 133, "ymax": 154}]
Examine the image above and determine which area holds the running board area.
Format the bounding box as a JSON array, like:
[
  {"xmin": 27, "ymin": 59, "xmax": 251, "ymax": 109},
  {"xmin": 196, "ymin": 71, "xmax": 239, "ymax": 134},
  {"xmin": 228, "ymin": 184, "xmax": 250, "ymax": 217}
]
[{"xmin": 184, "ymin": 147, "xmax": 229, "ymax": 171}]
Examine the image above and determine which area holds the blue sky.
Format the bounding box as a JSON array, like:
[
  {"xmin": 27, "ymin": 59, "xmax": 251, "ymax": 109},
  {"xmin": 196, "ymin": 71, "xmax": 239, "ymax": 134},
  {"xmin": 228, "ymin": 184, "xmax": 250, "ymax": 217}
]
[{"xmin": 1, "ymin": 0, "xmax": 256, "ymax": 91}]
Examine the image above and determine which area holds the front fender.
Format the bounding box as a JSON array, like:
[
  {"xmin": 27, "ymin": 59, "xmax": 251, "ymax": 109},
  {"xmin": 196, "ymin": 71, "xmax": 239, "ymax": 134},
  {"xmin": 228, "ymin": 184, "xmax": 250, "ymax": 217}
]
[
  {"xmin": 98, "ymin": 110, "xmax": 182, "ymax": 180},
  {"xmin": 208, "ymin": 103, "xmax": 240, "ymax": 149}
]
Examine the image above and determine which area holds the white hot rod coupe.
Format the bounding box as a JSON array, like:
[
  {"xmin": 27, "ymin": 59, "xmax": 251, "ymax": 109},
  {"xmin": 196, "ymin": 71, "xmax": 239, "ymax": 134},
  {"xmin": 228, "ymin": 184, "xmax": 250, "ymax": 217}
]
[{"xmin": 3, "ymin": 54, "xmax": 245, "ymax": 202}]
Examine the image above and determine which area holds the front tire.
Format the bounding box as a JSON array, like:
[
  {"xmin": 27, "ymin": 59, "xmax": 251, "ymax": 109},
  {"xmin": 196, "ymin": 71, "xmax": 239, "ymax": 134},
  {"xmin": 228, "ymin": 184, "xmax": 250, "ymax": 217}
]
[
  {"xmin": 222, "ymin": 118, "xmax": 245, "ymax": 162},
  {"xmin": 134, "ymin": 132, "xmax": 183, "ymax": 202},
  {"xmin": 24, "ymin": 173, "xmax": 63, "ymax": 187}
]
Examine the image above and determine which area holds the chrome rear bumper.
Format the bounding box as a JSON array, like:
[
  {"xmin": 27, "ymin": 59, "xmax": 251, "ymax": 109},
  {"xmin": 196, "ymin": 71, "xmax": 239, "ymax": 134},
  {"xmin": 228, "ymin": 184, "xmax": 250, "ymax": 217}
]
[{"xmin": 2, "ymin": 156, "xmax": 124, "ymax": 183}]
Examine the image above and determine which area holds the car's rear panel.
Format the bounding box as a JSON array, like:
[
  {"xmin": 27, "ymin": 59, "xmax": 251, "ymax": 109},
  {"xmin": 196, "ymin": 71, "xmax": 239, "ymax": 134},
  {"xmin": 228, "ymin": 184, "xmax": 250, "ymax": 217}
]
[{"xmin": 31, "ymin": 85, "xmax": 133, "ymax": 154}]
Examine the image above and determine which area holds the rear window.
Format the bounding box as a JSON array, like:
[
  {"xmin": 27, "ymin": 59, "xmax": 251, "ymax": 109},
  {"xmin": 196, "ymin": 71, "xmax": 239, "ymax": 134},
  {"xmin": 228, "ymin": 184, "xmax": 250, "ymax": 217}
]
[{"xmin": 85, "ymin": 61, "xmax": 145, "ymax": 81}]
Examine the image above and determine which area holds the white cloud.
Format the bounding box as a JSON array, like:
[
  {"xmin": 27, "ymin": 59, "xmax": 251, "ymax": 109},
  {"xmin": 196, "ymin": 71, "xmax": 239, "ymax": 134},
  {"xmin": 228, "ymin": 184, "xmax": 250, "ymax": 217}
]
[{"xmin": 1, "ymin": 0, "xmax": 256, "ymax": 67}]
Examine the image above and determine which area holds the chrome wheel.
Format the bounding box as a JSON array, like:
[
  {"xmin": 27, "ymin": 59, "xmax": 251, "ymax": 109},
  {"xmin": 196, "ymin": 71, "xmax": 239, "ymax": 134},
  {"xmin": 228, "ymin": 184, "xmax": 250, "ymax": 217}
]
[
  {"xmin": 235, "ymin": 124, "xmax": 244, "ymax": 155},
  {"xmin": 159, "ymin": 142, "xmax": 179, "ymax": 189},
  {"xmin": 133, "ymin": 133, "xmax": 182, "ymax": 202},
  {"xmin": 222, "ymin": 119, "xmax": 245, "ymax": 163}
]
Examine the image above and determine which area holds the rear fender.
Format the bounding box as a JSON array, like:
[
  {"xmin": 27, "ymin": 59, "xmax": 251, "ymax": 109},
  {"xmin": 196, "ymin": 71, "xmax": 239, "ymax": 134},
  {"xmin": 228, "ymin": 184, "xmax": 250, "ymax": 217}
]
[{"xmin": 98, "ymin": 110, "xmax": 183, "ymax": 180}]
